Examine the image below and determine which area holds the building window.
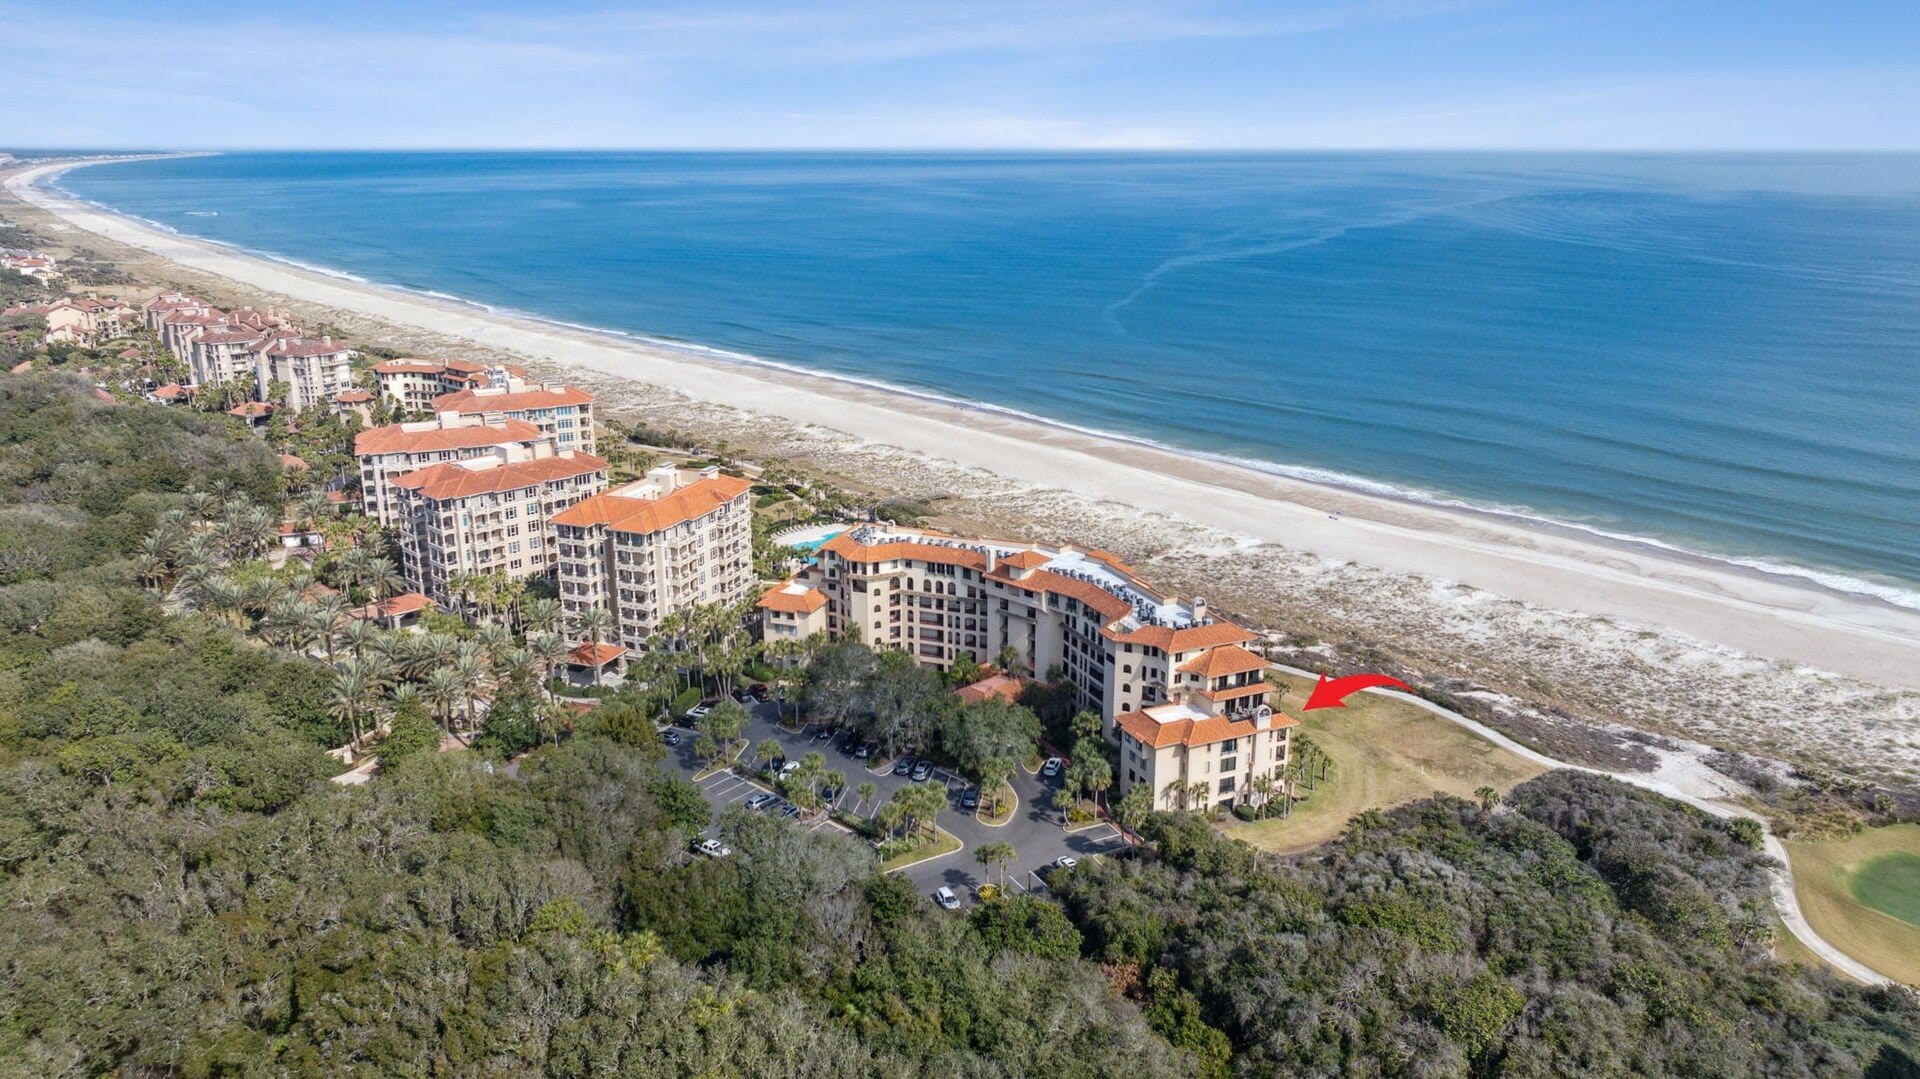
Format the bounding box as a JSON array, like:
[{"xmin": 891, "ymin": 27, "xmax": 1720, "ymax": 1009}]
[{"xmin": 1217, "ymin": 776, "xmax": 1235, "ymax": 794}]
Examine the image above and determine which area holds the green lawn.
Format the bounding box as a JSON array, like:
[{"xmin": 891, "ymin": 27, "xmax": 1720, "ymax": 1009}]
[
  {"xmin": 1849, "ymin": 852, "xmax": 1920, "ymax": 929},
  {"xmin": 1785, "ymin": 823, "xmax": 1920, "ymax": 986}
]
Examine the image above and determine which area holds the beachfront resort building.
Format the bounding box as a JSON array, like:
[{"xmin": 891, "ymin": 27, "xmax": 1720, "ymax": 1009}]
[
  {"xmin": 2, "ymin": 296, "xmax": 136, "ymax": 347},
  {"xmin": 757, "ymin": 525, "xmax": 1293, "ymax": 810},
  {"xmin": 354, "ymin": 411, "xmax": 550, "ymax": 526},
  {"xmin": 551, "ymin": 465, "xmax": 755, "ymax": 647},
  {"xmin": 432, "ymin": 375, "xmax": 596, "ymax": 454},
  {"xmin": 257, "ymin": 335, "xmax": 355, "ymax": 413},
  {"xmin": 390, "ymin": 443, "xmax": 609, "ymax": 608},
  {"xmin": 373, "ymin": 358, "xmax": 530, "ymax": 413}
]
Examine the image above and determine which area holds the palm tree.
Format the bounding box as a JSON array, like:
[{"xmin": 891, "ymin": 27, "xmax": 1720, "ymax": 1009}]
[
  {"xmin": 529, "ymin": 632, "xmax": 571, "ymax": 700},
  {"xmin": 423, "ymin": 666, "xmax": 464, "ymax": 743},
  {"xmin": 1186, "ymin": 781, "xmax": 1211, "ymax": 812},
  {"xmin": 304, "ymin": 594, "xmax": 347, "ymax": 662},
  {"xmin": 341, "ymin": 617, "xmax": 382, "ymax": 661},
  {"xmin": 1051, "ymin": 786, "xmax": 1076, "ymax": 827},
  {"xmin": 1249, "ymin": 773, "xmax": 1277, "ymax": 814},
  {"xmin": 977, "ymin": 840, "xmax": 1016, "ymax": 890},
  {"xmin": 520, "ymin": 596, "xmax": 563, "ymax": 637},
  {"xmin": 995, "ymin": 643, "xmax": 1022, "ymax": 675},
  {"xmin": 855, "ymin": 780, "xmax": 878, "ymax": 816},
  {"xmin": 451, "ymin": 647, "xmax": 490, "ymax": 734},
  {"xmin": 756, "ymin": 738, "xmax": 784, "ymax": 770},
  {"xmin": 1475, "ymin": 786, "xmax": 1501, "ymax": 816},
  {"xmin": 297, "ymin": 488, "xmax": 333, "ymax": 530},
  {"xmin": 361, "ymin": 556, "xmax": 406, "ymax": 604},
  {"xmin": 330, "ymin": 657, "xmax": 384, "ymax": 757}
]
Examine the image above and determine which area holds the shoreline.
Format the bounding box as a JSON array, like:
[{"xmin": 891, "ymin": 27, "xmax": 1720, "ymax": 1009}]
[
  {"xmin": 37, "ymin": 159, "xmax": 1920, "ymax": 619},
  {"xmin": 11, "ymin": 157, "xmax": 1920, "ymax": 694}
]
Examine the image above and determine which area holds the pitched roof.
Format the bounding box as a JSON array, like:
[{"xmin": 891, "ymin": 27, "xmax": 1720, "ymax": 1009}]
[
  {"xmin": 1109, "ymin": 620, "xmax": 1257, "ymax": 653},
  {"xmin": 999, "ymin": 549, "xmax": 1050, "ymax": 570},
  {"xmin": 228, "ymin": 401, "xmax": 275, "ymax": 418},
  {"xmin": 432, "ymin": 384, "xmax": 594, "ymax": 412},
  {"xmin": 569, "ymin": 641, "xmax": 627, "ymax": 667},
  {"xmin": 392, "ymin": 451, "xmax": 606, "ymax": 501},
  {"xmin": 351, "ymin": 592, "xmax": 433, "ymax": 620},
  {"xmin": 1114, "ymin": 703, "xmax": 1297, "ymax": 749},
  {"xmin": 757, "ymin": 580, "xmax": 828, "ymax": 614},
  {"xmin": 954, "ymin": 673, "xmax": 1030, "ymax": 704},
  {"xmin": 152, "ymin": 382, "xmax": 197, "ymax": 398},
  {"xmin": 1177, "ymin": 643, "xmax": 1268, "ymax": 678},
  {"xmin": 263, "ymin": 337, "xmax": 350, "ymax": 358},
  {"xmin": 353, "ymin": 417, "xmax": 542, "ymax": 455},
  {"xmin": 333, "ymin": 389, "xmax": 373, "ymax": 403},
  {"xmin": 551, "ymin": 474, "xmax": 751, "ymax": 533},
  {"xmin": 279, "ymin": 453, "xmax": 310, "ymax": 470}
]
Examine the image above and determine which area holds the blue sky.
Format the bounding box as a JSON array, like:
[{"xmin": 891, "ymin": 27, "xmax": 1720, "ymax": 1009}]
[{"xmin": 4, "ymin": 1, "xmax": 1917, "ymax": 150}]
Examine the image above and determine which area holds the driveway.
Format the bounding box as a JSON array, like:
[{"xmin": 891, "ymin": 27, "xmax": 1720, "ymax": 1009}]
[{"xmin": 656, "ymin": 697, "xmax": 1125, "ymax": 902}]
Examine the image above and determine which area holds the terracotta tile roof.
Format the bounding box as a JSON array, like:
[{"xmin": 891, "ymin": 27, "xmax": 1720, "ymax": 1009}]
[
  {"xmin": 819, "ymin": 531, "xmax": 991, "ymax": 571},
  {"xmin": 393, "ymin": 451, "xmax": 606, "ymax": 501},
  {"xmin": 568, "ymin": 641, "xmax": 627, "ymax": 667},
  {"xmin": 9, "ymin": 361, "xmax": 32, "ymax": 374},
  {"xmin": 551, "ymin": 474, "xmax": 750, "ymax": 533},
  {"xmin": 351, "ymin": 592, "xmax": 432, "ymax": 620},
  {"xmin": 279, "ymin": 453, "xmax": 310, "ymax": 470},
  {"xmin": 152, "ymin": 383, "xmax": 197, "ymax": 398},
  {"xmin": 954, "ymin": 673, "xmax": 1030, "ymax": 704},
  {"xmin": 432, "ymin": 384, "xmax": 594, "ymax": 412},
  {"xmin": 263, "ymin": 336, "xmax": 350, "ymax": 358},
  {"xmin": 333, "ymin": 389, "xmax": 373, "ymax": 403},
  {"xmin": 91, "ymin": 387, "xmax": 116, "ymax": 403},
  {"xmin": 999, "ymin": 549, "xmax": 1050, "ymax": 570},
  {"xmin": 1178, "ymin": 643, "xmax": 1268, "ymax": 677},
  {"xmin": 228, "ymin": 401, "xmax": 275, "ymax": 418},
  {"xmin": 372, "ymin": 359, "xmax": 445, "ymax": 375},
  {"xmin": 353, "ymin": 417, "xmax": 542, "ymax": 455},
  {"xmin": 1110, "ymin": 620, "xmax": 1256, "ymax": 652},
  {"xmin": 757, "ymin": 581, "xmax": 828, "ymax": 614},
  {"xmin": 1114, "ymin": 705, "xmax": 1297, "ymax": 749}
]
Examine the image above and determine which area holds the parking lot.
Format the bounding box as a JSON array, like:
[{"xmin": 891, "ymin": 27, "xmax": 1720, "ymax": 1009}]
[{"xmin": 658, "ymin": 695, "xmax": 1126, "ymax": 906}]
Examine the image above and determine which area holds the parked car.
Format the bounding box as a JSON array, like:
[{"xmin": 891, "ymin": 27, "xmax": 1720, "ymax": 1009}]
[
  {"xmin": 751, "ymin": 683, "xmax": 771, "ymax": 701},
  {"xmin": 730, "ymin": 688, "xmax": 753, "ymax": 703},
  {"xmin": 685, "ymin": 703, "xmax": 712, "ymax": 722},
  {"xmin": 910, "ymin": 761, "xmax": 933, "ymax": 782},
  {"xmin": 933, "ymin": 886, "xmax": 961, "ymax": 911},
  {"xmin": 745, "ymin": 793, "xmax": 776, "ymax": 811},
  {"xmin": 961, "ymin": 787, "xmax": 981, "ymax": 810},
  {"xmin": 853, "ymin": 743, "xmax": 873, "ymax": 760},
  {"xmin": 1053, "ymin": 855, "xmax": 1078, "ymax": 870},
  {"xmin": 778, "ymin": 803, "xmax": 800, "ymax": 819},
  {"xmin": 812, "ymin": 726, "xmax": 834, "ymax": 741},
  {"xmin": 694, "ymin": 838, "xmax": 731, "ymax": 858},
  {"xmin": 661, "ymin": 730, "xmax": 681, "ymax": 746},
  {"xmin": 1041, "ymin": 757, "xmax": 1063, "ymax": 778},
  {"xmin": 820, "ymin": 786, "xmax": 839, "ymax": 803},
  {"xmin": 779, "ymin": 760, "xmax": 801, "ymax": 779}
]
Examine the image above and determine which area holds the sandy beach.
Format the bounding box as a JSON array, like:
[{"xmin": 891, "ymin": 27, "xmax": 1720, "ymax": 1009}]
[{"xmin": 9, "ymin": 158, "xmax": 1919, "ymax": 786}]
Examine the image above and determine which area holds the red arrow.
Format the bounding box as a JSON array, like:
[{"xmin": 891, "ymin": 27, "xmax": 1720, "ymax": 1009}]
[{"xmin": 1303, "ymin": 672, "xmax": 1411, "ymax": 711}]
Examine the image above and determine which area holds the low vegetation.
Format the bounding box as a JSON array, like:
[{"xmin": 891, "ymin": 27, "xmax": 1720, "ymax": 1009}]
[{"xmin": 1786, "ymin": 823, "xmax": 1920, "ymax": 986}]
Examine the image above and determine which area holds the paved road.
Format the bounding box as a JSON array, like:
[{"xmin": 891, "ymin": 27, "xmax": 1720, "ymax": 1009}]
[{"xmin": 657, "ymin": 697, "xmax": 1124, "ymax": 907}]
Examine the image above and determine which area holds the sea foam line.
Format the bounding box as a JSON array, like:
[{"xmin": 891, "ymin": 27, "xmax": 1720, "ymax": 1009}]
[{"xmin": 41, "ymin": 166, "xmax": 1920, "ymax": 614}]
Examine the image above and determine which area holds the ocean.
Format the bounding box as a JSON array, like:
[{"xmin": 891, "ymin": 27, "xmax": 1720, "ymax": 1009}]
[{"xmin": 55, "ymin": 151, "xmax": 1920, "ymax": 609}]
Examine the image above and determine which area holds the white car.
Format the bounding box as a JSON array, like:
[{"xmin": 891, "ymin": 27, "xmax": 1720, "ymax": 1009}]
[
  {"xmin": 694, "ymin": 838, "xmax": 731, "ymax": 858},
  {"xmin": 1053, "ymin": 855, "xmax": 1078, "ymax": 870},
  {"xmin": 1041, "ymin": 757, "xmax": 1063, "ymax": 778},
  {"xmin": 933, "ymin": 886, "xmax": 961, "ymax": 911},
  {"xmin": 778, "ymin": 760, "xmax": 801, "ymax": 779}
]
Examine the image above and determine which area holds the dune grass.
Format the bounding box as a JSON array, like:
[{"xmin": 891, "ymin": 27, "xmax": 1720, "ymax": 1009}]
[
  {"xmin": 1229, "ymin": 671, "xmax": 1547, "ymax": 856},
  {"xmin": 1785, "ymin": 824, "xmax": 1920, "ymax": 986}
]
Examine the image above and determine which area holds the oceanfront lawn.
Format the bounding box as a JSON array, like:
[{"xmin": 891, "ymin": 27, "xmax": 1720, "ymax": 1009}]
[
  {"xmin": 1230, "ymin": 670, "xmax": 1546, "ymax": 855},
  {"xmin": 1785, "ymin": 823, "xmax": 1920, "ymax": 986}
]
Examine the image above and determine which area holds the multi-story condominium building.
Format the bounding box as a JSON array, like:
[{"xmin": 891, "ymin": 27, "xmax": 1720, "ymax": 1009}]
[
  {"xmin": 432, "ymin": 375, "xmax": 596, "ymax": 454},
  {"xmin": 552, "ymin": 465, "xmax": 754, "ymax": 648},
  {"xmin": 187, "ymin": 328, "xmax": 268, "ymax": 386},
  {"xmin": 258, "ymin": 335, "xmax": 355, "ymax": 413},
  {"xmin": 2, "ymin": 296, "xmax": 137, "ymax": 347},
  {"xmin": 389, "ymin": 444, "xmax": 608, "ymax": 608},
  {"xmin": 372, "ymin": 358, "xmax": 530, "ymax": 414},
  {"xmin": 142, "ymin": 291, "xmax": 215, "ymax": 331},
  {"xmin": 354, "ymin": 411, "xmax": 548, "ymax": 526},
  {"xmin": 757, "ymin": 525, "xmax": 1292, "ymax": 811}
]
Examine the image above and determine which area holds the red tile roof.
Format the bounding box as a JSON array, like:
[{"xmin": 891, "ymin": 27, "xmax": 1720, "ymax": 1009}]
[
  {"xmin": 392, "ymin": 451, "xmax": 607, "ymax": 501},
  {"xmin": 432, "ymin": 384, "xmax": 594, "ymax": 412},
  {"xmin": 333, "ymin": 389, "xmax": 373, "ymax": 403},
  {"xmin": 353, "ymin": 417, "xmax": 542, "ymax": 455},
  {"xmin": 757, "ymin": 581, "xmax": 828, "ymax": 614},
  {"xmin": 228, "ymin": 401, "xmax": 275, "ymax": 418},
  {"xmin": 1177, "ymin": 643, "xmax": 1268, "ymax": 678},
  {"xmin": 1115, "ymin": 706, "xmax": 1297, "ymax": 749},
  {"xmin": 551, "ymin": 474, "xmax": 750, "ymax": 533},
  {"xmin": 954, "ymin": 673, "xmax": 1030, "ymax": 704},
  {"xmin": 351, "ymin": 592, "xmax": 433, "ymax": 620},
  {"xmin": 568, "ymin": 641, "xmax": 626, "ymax": 667}
]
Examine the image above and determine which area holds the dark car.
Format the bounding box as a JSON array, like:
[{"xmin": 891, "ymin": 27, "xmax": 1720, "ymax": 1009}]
[
  {"xmin": 730, "ymin": 688, "xmax": 753, "ymax": 703},
  {"xmin": 813, "ymin": 726, "xmax": 833, "ymax": 741},
  {"xmin": 751, "ymin": 683, "xmax": 771, "ymax": 701},
  {"xmin": 961, "ymin": 787, "xmax": 981, "ymax": 810},
  {"xmin": 892, "ymin": 756, "xmax": 915, "ymax": 776}
]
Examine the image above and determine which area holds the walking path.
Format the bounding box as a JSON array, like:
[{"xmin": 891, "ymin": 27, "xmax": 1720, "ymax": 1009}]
[{"xmin": 1271, "ymin": 663, "xmax": 1896, "ymax": 985}]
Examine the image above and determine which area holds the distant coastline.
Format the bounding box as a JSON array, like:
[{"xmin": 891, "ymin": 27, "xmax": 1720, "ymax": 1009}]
[{"xmin": 11, "ymin": 155, "xmax": 1920, "ymax": 697}]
